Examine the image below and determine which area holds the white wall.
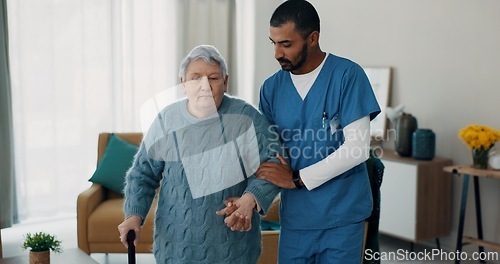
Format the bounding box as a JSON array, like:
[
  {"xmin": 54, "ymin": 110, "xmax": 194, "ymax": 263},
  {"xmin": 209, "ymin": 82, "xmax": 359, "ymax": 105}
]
[
  {"xmin": 253, "ymin": 0, "xmax": 500, "ymax": 252},
  {"xmin": 252, "ymin": 0, "xmax": 282, "ymax": 103}
]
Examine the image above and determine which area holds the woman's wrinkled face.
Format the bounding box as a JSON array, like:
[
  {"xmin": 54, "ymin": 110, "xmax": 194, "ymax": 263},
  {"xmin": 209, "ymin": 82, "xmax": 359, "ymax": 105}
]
[{"xmin": 182, "ymin": 59, "xmax": 228, "ymax": 118}]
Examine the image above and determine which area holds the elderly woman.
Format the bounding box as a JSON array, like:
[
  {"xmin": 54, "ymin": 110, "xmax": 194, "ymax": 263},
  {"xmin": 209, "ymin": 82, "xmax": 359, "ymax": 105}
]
[{"xmin": 117, "ymin": 45, "xmax": 281, "ymax": 263}]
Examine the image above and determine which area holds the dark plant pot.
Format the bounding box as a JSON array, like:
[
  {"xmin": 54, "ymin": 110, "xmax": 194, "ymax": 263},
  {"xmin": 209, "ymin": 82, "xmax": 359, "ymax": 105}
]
[
  {"xmin": 412, "ymin": 129, "xmax": 435, "ymax": 160},
  {"xmin": 395, "ymin": 113, "xmax": 418, "ymax": 157}
]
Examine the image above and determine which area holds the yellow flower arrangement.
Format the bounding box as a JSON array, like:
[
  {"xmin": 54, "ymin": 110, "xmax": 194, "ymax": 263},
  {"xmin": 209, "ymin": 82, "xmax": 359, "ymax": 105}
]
[
  {"xmin": 458, "ymin": 124, "xmax": 500, "ymax": 169},
  {"xmin": 459, "ymin": 125, "xmax": 500, "ymax": 150}
]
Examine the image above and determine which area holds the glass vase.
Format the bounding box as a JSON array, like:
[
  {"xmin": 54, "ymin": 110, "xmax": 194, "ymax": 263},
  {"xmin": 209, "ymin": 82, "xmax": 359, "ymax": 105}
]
[{"xmin": 472, "ymin": 147, "xmax": 490, "ymax": 169}]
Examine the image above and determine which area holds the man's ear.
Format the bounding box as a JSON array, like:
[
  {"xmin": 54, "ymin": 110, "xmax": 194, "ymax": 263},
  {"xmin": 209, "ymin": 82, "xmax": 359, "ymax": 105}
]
[{"xmin": 309, "ymin": 31, "xmax": 319, "ymax": 46}]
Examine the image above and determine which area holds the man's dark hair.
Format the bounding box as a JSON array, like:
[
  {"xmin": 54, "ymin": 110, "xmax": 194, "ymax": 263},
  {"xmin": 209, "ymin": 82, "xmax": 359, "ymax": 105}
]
[{"xmin": 270, "ymin": 0, "xmax": 320, "ymax": 39}]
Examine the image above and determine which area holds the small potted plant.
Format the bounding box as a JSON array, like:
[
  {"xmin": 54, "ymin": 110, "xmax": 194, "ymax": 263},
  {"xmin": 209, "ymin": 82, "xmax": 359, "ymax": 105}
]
[{"xmin": 22, "ymin": 232, "xmax": 62, "ymax": 264}]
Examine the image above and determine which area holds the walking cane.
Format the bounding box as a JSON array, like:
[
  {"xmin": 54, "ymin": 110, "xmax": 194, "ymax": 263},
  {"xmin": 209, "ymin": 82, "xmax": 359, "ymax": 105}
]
[{"xmin": 126, "ymin": 230, "xmax": 136, "ymax": 264}]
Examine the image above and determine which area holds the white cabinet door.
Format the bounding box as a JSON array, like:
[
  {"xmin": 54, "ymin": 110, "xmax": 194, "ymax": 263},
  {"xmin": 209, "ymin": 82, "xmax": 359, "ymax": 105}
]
[{"xmin": 379, "ymin": 160, "xmax": 418, "ymax": 240}]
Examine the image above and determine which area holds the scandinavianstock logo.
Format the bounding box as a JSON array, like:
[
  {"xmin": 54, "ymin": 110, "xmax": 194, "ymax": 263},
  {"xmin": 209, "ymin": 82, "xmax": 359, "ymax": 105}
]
[{"xmin": 266, "ymin": 125, "xmax": 391, "ymax": 161}]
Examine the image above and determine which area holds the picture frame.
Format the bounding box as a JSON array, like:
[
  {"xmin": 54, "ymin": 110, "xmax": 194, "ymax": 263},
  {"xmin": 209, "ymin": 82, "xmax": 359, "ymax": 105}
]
[{"xmin": 362, "ymin": 67, "xmax": 392, "ymax": 140}]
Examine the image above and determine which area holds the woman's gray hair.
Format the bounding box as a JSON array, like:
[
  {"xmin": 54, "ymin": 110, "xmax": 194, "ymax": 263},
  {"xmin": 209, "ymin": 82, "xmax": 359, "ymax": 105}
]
[{"xmin": 179, "ymin": 45, "xmax": 228, "ymax": 79}]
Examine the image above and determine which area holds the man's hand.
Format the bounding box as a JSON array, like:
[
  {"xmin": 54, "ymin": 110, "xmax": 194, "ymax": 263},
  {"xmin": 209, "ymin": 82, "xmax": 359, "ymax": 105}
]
[
  {"xmin": 216, "ymin": 193, "xmax": 256, "ymax": 231},
  {"xmin": 118, "ymin": 215, "xmax": 142, "ymax": 248},
  {"xmin": 256, "ymin": 153, "xmax": 295, "ymax": 189}
]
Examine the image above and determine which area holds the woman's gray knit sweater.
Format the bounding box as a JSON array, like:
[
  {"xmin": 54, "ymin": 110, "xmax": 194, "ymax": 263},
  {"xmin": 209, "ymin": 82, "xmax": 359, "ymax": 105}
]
[{"xmin": 123, "ymin": 95, "xmax": 281, "ymax": 263}]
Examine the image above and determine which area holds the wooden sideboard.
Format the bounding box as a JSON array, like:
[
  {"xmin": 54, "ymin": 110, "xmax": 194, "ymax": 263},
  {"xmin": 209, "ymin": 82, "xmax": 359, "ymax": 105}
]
[{"xmin": 379, "ymin": 151, "xmax": 452, "ymax": 242}]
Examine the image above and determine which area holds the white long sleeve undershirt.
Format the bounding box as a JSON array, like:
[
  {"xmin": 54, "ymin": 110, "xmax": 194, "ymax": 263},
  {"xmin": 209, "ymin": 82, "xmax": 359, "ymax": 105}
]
[{"xmin": 300, "ymin": 116, "xmax": 371, "ymax": 190}]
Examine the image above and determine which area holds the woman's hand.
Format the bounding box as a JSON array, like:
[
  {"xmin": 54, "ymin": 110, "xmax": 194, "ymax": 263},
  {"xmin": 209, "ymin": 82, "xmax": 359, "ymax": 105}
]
[
  {"xmin": 216, "ymin": 193, "xmax": 256, "ymax": 232},
  {"xmin": 117, "ymin": 215, "xmax": 142, "ymax": 248},
  {"xmin": 216, "ymin": 197, "xmax": 239, "ymax": 217}
]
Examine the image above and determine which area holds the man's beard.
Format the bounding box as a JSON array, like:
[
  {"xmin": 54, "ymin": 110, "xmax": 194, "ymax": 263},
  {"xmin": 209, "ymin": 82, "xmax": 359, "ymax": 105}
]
[{"xmin": 277, "ymin": 43, "xmax": 308, "ymax": 72}]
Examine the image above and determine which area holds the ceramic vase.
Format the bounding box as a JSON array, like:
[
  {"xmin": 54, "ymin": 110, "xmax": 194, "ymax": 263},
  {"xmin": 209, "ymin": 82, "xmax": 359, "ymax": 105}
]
[
  {"xmin": 489, "ymin": 152, "xmax": 500, "ymax": 170},
  {"xmin": 412, "ymin": 129, "xmax": 435, "ymax": 160},
  {"xmin": 395, "ymin": 113, "xmax": 418, "ymax": 157}
]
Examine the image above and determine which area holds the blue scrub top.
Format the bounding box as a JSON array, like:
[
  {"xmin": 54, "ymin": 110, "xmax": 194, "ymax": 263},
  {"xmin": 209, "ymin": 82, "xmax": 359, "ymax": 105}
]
[{"xmin": 259, "ymin": 54, "xmax": 381, "ymax": 229}]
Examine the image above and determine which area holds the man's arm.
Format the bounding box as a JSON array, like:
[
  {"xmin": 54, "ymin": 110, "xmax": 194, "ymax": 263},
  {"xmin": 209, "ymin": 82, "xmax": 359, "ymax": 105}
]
[
  {"xmin": 300, "ymin": 115, "xmax": 370, "ymax": 190},
  {"xmin": 257, "ymin": 116, "xmax": 370, "ymax": 190}
]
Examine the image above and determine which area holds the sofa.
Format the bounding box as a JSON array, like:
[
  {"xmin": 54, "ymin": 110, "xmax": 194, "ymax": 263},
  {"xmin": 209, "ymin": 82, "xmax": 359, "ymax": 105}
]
[{"xmin": 77, "ymin": 132, "xmax": 279, "ymax": 263}]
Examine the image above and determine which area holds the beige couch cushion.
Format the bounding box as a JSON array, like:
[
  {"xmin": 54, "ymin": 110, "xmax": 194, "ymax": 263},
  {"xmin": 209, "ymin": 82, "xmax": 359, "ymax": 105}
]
[{"xmin": 88, "ymin": 198, "xmax": 155, "ymax": 244}]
